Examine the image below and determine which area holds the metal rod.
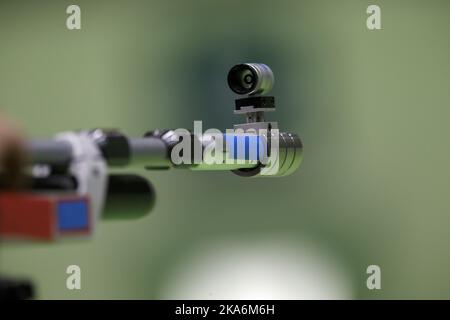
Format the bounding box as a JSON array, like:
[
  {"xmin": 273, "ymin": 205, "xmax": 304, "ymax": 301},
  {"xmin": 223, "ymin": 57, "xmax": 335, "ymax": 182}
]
[
  {"xmin": 27, "ymin": 139, "xmax": 73, "ymax": 167},
  {"xmin": 27, "ymin": 136, "xmax": 258, "ymax": 171},
  {"xmin": 129, "ymin": 137, "xmax": 170, "ymax": 169}
]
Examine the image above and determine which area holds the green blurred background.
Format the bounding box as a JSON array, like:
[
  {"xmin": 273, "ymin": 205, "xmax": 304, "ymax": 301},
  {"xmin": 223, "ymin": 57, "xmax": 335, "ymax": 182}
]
[{"xmin": 1, "ymin": 0, "xmax": 450, "ymax": 299}]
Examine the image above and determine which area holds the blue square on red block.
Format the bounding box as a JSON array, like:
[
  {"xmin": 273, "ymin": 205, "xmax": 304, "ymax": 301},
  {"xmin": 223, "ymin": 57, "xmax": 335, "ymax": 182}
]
[{"xmin": 57, "ymin": 200, "xmax": 89, "ymax": 231}]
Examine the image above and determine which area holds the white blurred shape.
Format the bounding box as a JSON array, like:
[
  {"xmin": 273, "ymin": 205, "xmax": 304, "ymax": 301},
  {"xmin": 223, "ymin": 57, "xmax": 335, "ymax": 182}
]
[{"xmin": 160, "ymin": 236, "xmax": 354, "ymax": 299}]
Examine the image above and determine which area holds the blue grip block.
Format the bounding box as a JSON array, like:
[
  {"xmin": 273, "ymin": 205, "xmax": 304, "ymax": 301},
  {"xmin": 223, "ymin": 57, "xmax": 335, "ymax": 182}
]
[
  {"xmin": 57, "ymin": 200, "xmax": 89, "ymax": 231},
  {"xmin": 224, "ymin": 134, "xmax": 265, "ymax": 161}
]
